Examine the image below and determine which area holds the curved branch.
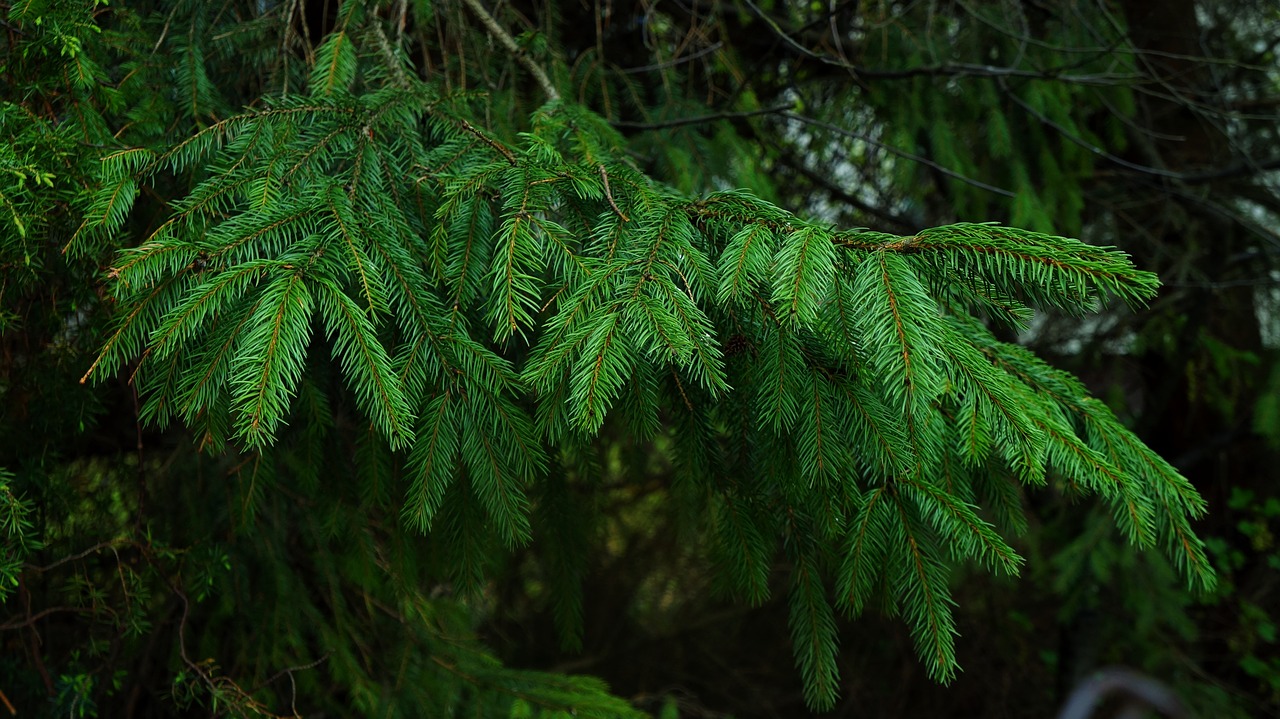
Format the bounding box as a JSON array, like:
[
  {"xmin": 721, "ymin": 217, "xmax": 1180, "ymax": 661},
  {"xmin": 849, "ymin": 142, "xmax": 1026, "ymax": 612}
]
[
  {"xmin": 612, "ymin": 103, "xmax": 796, "ymax": 130},
  {"xmin": 459, "ymin": 0, "xmax": 559, "ymax": 102},
  {"xmin": 782, "ymin": 112, "xmax": 1017, "ymax": 198}
]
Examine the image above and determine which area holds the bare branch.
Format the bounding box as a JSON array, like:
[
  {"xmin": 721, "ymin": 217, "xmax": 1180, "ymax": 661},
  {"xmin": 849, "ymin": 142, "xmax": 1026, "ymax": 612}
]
[
  {"xmin": 613, "ymin": 103, "xmax": 797, "ymax": 130},
  {"xmin": 620, "ymin": 42, "xmax": 724, "ymax": 74},
  {"xmin": 457, "ymin": 118, "xmax": 517, "ymax": 165},
  {"xmin": 782, "ymin": 112, "xmax": 1017, "ymax": 198},
  {"xmin": 774, "ymin": 149, "xmax": 916, "ymax": 232},
  {"xmin": 598, "ymin": 165, "xmax": 629, "ymax": 222},
  {"xmin": 24, "ymin": 539, "xmax": 129, "ymax": 572},
  {"xmin": 0, "ymin": 606, "xmax": 96, "ymax": 631},
  {"xmin": 1002, "ymin": 79, "xmax": 1280, "ymax": 184}
]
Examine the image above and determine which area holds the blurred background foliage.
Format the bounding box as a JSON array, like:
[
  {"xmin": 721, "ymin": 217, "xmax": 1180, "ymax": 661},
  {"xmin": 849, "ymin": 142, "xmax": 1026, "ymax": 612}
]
[{"xmin": 1, "ymin": 0, "xmax": 1278, "ymax": 716}]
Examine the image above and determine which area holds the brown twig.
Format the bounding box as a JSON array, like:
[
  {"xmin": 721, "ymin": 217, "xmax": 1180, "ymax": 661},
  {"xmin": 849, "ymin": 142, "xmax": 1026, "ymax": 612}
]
[
  {"xmin": 0, "ymin": 606, "xmax": 95, "ymax": 631},
  {"xmin": 24, "ymin": 539, "xmax": 128, "ymax": 572},
  {"xmin": 458, "ymin": 119, "xmax": 518, "ymax": 165},
  {"xmin": 612, "ymin": 103, "xmax": 796, "ymax": 130},
  {"xmin": 371, "ymin": 21, "xmax": 411, "ymax": 89},
  {"xmin": 598, "ymin": 165, "xmax": 629, "ymax": 222}
]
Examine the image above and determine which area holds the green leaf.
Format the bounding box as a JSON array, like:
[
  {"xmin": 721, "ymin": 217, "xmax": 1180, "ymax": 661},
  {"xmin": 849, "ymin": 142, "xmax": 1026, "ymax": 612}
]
[
  {"xmin": 228, "ymin": 270, "xmax": 314, "ymax": 447},
  {"xmin": 898, "ymin": 476, "xmax": 1023, "ymax": 575},
  {"xmin": 772, "ymin": 225, "xmax": 836, "ymax": 326},
  {"xmin": 311, "ymin": 31, "xmax": 357, "ymax": 96},
  {"xmin": 837, "ymin": 486, "xmax": 892, "ymax": 614},
  {"xmin": 851, "ymin": 251, "xmax": 947, "ymax": 475},
  {"xmin": 568, "ymin": 306, "xmax": 633, "ymax": 433},
  {"xmin": 788, "ymin": 551, "xmax": 840, "ymax": 711},
  {"xmin": 315, "ymin": 278, "xmax": 415, "ymax": 448},
  {"xmin": 716, "ymin": 223, "xmax": 775, "ymax": 305},
  {"xmin": 886, "ymin": 491, "xmax": 959, "ymax": 683},
  {"xmin": 404, "ymin": 393, "xmax": 461, "ymax": 533}
]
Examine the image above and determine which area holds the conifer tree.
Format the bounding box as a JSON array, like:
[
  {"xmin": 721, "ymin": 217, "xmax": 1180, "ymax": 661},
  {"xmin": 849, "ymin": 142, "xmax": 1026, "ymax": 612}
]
[{"xmin": 2, "ymin": 1, "xmax": 1244, "ymax": 716}]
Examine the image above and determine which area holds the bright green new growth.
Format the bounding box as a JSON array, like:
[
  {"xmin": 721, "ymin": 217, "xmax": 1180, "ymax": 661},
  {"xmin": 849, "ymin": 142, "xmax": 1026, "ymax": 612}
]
[{"xmin": 75, "ymin": 17, "xmax": 1213, "ymax": 712}]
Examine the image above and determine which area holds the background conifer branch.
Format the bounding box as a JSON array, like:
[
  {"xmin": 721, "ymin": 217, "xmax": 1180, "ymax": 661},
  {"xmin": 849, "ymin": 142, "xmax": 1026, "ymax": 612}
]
[{"xmin": 459, "ymin": 0, "xmax": 560, "ymax": 102}]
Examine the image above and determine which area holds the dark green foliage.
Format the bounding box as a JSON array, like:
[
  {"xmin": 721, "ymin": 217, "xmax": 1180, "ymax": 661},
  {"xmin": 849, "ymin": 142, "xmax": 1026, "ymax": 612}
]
[
  {"xmin": 65, "ymin": 13, "xmax": 1212, "ymax": 714},
  {"xmin": 5, "ymin": 0, "xmax": 1271, "ymax": 716},
  {"xmin": 0, "ymin": 470, "xmax": 41, "ymax": 602}
]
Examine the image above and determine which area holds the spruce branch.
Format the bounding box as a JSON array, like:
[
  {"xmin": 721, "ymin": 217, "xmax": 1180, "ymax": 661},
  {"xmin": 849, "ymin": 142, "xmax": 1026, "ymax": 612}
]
[
  {"xmin": 370, "ymin": 21, "xmax": 411, "ymax": 90},
  {"xmin": 79, "ymin": 57, "xmax": 1219, "ymax": 710},
  {"xmin": 459, "ymin": 0, "xmax": 560, "ymax": 102}
]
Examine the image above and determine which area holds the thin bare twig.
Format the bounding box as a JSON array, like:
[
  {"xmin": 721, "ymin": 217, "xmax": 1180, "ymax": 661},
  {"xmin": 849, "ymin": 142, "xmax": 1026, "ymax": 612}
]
[
  {"xmin": 0, "ymin": 687, "xmax": 14, "ymax": 715},
  {"xmin": 598, "ymin": 165, "xmax": 629, "ymax": 222},
  {"xmin": 24, "ymin": 539, "xmax": 128, "ymax": 572},
  {"xmin": 620, "ymin": 42, "xmax": 724, "ymax": 74},
  {"xmin": 458, "ymin": 118, "xmax": 517, "ymax": 165},
  {"xmin": 150, "ymin": 2, "xmax": 180, "ymax": 53},
  {"xmin": 613, "ymin": 103, "xmax": 796, "ymax": 130},
  {"xmin": 1001, "ymin": 78, "xmax": 1280, "ymax": 184},
  {"xmin": 253, "ymin": 653, "xmax": 330, "ymax": 718},
  {"xmin": 0, "ymin": 606, "xmax": 96, "ymax": 631},
  {"xmin": 743, "ymin": 0, "xmax": 1137, "ymax": 86},
  {"xmin": 782, "ymin": 112, "xmax": 1017, "ymax": 198},
  {"xmin": 774, "ymin": 149, "xmax": 916, "ymax": 231}
]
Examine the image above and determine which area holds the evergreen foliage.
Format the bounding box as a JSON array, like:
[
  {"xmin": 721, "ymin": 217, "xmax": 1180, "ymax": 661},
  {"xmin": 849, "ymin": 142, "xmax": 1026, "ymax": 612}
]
[
  {"xmin": 6, "ymin": 0, "xmax": 1271, "ymax": 716},
  {"xmin": 59, "ymin": 2, "xmax": 1213, "ymax": 712}
]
